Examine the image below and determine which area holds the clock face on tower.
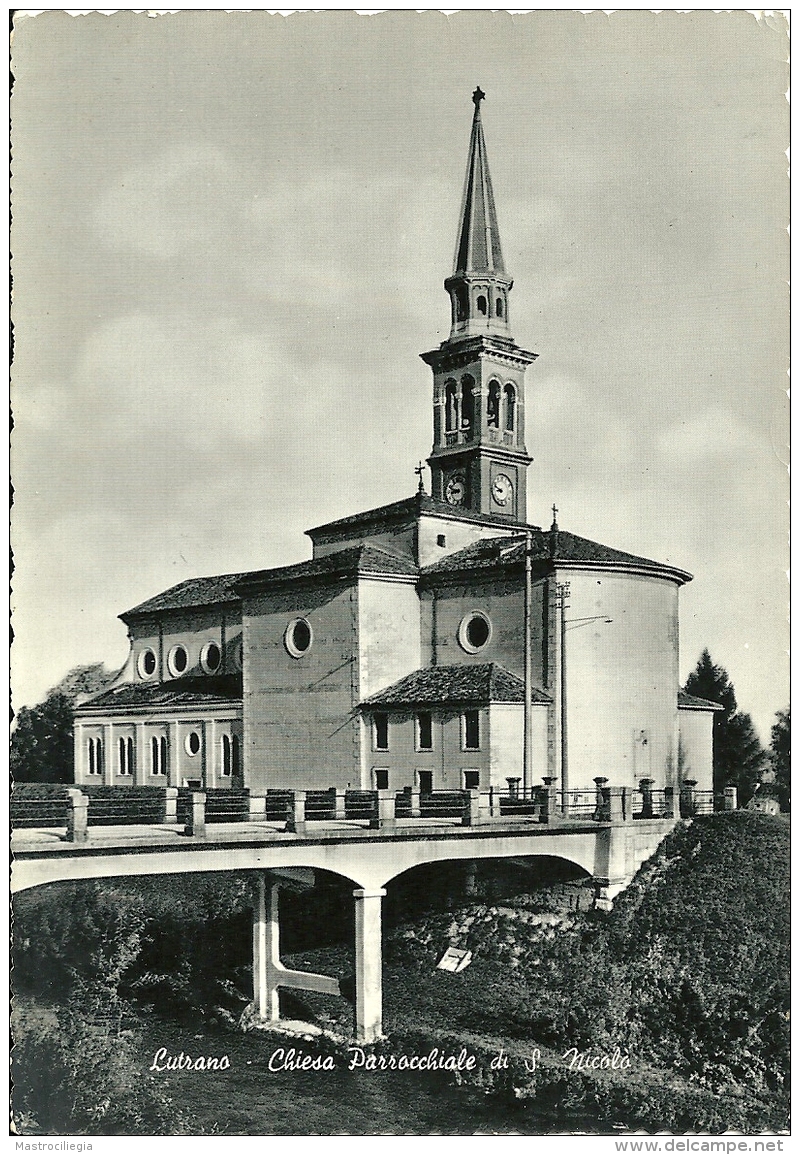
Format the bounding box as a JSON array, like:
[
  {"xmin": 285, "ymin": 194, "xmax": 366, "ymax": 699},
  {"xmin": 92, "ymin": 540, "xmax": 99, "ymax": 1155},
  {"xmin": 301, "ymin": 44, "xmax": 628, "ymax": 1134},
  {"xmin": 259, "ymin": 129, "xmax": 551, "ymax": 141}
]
[
  {"xmin": 445, "ymin": 473, "xmax": 466, "ymax": 506},
  {"xmin": 491, "ymin": 473, "xmax": 513, "ymax": 507}
]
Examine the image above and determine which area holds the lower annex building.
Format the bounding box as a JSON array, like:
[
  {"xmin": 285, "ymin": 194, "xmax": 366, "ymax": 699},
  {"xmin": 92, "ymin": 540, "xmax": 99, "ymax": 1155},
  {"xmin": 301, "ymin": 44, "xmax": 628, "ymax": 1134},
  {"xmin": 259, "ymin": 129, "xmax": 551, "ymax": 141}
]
[{"xmin": 74, "ymin": 90, "xmax": 719, "ymax": 803}]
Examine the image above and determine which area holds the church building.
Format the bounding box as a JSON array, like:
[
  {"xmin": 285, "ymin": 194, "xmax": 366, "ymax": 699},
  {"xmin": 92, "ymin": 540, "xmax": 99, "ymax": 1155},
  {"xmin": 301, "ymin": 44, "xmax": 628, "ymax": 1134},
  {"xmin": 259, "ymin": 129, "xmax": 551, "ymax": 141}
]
[{"xmin": 74, "ymin": 90, "xmax": 718, "ymax": 803}]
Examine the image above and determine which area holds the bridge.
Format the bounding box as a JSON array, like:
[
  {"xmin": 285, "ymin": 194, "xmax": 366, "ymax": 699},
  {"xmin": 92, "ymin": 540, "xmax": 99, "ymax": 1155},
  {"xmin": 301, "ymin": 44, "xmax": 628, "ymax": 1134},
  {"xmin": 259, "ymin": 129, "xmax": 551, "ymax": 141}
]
[{"xmin": 12, "ymin": 781, "xmax": 715, "ymax": 1041}]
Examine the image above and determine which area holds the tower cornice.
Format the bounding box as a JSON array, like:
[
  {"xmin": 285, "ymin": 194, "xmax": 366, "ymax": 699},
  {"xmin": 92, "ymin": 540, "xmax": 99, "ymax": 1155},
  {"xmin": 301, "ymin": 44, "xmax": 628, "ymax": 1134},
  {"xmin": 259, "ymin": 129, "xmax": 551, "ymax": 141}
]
[{"xmin": 420, "ymin": 335, "xmax": 538, "ymax": 373}]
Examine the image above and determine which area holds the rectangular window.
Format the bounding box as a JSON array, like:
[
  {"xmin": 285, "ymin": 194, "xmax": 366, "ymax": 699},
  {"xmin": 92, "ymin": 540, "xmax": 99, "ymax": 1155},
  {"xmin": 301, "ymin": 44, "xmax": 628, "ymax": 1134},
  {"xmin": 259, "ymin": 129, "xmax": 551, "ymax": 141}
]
[
  {"xmin": 462, "ymin": 709, "xmax": 480, "ymax": 751},
  {"xmin": 416, "ymin": 769, "xmax": 433, "ymax": 793},
  {"xmin": 373, "ymin": 712, "xmax": 389, "ymax": 751},
  {"xmin": 374, "ymin": 768, "xmax": 389, "ymax": 790},
  {"xmin": 415, "ymin": 711, "xmax": 433, "ymax": 751},
  {"xmin": 221, "ymin": 734, "xmax": 232, "ymax": 777},
  {"xmin": 463, "ymin": 770, "xmax": 480, "ymax": 790}
]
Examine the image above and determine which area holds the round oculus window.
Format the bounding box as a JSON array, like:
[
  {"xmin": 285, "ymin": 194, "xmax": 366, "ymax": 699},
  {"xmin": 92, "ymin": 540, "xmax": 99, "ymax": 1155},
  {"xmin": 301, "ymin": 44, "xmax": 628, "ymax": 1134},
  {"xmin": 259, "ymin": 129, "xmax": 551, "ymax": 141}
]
[
  {"xmin": 285, "ymin": 617, "xmax": 313, "ymax": 658},
  {"xmin": 185, "ymin": 731, "xmax": 201, "ymax": 756},
  {"xmin": 200, "ymin": 641, "xmax": 221, "ymax": 674},
  {"xmin": 138, "ymin": 648, "xmax": 157, "ymax": 678},
  {"xmin": 167, "ymin": 645, "xmax": 189, "ymax": 677},
  {"xmin": 458, "ymin": 611, "xmax": 492, "ymax": 654}
]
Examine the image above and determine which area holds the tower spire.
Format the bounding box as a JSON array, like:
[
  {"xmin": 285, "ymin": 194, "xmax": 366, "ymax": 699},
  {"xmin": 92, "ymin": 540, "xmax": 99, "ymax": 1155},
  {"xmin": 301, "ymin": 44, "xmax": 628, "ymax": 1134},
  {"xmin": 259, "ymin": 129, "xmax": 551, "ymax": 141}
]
[
  {"xmin": 454, "ymin": 88, "xmax": 505, "ymax": 278},
  {"xmin": 444, "ymin": 89, "xmax": 513, "ymax": 341}
]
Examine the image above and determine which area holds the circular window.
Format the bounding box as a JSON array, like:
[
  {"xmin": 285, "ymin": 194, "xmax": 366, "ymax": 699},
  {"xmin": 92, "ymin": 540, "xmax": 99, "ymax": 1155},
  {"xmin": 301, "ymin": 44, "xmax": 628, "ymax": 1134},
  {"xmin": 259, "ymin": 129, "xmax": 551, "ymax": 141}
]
[
  {"xmin": 284, "ymin": 617, "xmax": 313, "ymax": 658},
  {"xmin": 458, "ymin": 611, "xmax": 492, "ymax": 654},
  {"xmin": 200, "ymin": 641, "xmax": 221, "ymax": 674},
  {"xmin": 138, "ymin": 648, "xmax": 157, "ymax": 679},
  {"xmin": 167, "ymin": 645, "xmax": 189, "ymax": 677},
  {"xmin": 185, "ymin": 731, "xmax": 201, "ymax": 756}
]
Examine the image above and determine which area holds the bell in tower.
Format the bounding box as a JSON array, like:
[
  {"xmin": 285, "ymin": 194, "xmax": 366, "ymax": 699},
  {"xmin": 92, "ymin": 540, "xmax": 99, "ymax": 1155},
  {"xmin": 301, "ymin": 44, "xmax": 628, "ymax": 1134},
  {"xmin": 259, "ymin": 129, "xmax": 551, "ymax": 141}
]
[{"xmin": 421, "ymin": 89, "xmax": 538, "ymax": 523}]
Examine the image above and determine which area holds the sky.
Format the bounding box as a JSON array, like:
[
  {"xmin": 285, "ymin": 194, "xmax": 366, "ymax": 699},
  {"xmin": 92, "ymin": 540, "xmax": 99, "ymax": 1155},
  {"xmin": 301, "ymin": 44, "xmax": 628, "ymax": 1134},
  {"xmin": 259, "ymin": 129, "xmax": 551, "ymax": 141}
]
[{"xmin": 10, "ymin": 10, "xmax": 789, "ymax": 741}]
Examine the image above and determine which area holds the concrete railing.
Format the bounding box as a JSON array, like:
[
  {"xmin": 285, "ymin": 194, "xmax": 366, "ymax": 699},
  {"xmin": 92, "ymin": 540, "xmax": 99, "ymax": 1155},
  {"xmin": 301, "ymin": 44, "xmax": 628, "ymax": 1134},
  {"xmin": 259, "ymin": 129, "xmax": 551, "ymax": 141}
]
[{"xmin": 19, "ymin": 777, "xmax": 732, "ymax": 844}]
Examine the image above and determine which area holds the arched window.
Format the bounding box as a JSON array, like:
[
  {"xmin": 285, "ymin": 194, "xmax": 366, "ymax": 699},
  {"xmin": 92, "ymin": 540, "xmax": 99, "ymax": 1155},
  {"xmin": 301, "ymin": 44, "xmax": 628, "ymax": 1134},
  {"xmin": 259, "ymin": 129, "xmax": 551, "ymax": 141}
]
[
  {"xmin": 476, "ymin": 294, "xmax": 487, "ymax": 316},
  {"xmin": 151, "ymin": 735, "xmax": 167, "ymax": 775},
  {"xmin": 118, "ymin": 736, "xmax": 134, "ymax": 776},
  {"xmin": 460, "ymin": 375, "xmax": 474, "ymax": 431},
  {"xmin": 456, "ymin": 285, "xmax": 469, "ymax": 322},
  {"xmin": 444, "ymin": 379, "xmax": 459, "ymax": 432},
  {"xmin": 496, "ymin": 296, "xmax": 504, "ymax": 318},
  {"xmin": 504, "ymin": 383, "xmax": 516, "ymax": 432},
  {"xmin": 487, "ymin": 379, "xmax": 501, "ymax": 428},
  {"xmin": 87, "ymin": 736, "xmax": 103, "ymax": 776}
]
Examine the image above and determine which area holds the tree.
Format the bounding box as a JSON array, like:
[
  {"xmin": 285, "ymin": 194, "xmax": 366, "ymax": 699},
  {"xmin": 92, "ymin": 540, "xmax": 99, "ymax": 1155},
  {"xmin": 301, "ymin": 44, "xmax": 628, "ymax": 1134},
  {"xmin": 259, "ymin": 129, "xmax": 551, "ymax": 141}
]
[
  {"xmin": 11, "ymin": 691, "xmax": 74, "ymax": 783},
  {"xmin": 683, "ymin": 649, "xmax": 765, "ymax": 803},
  {"xmin": 11, "ymin": 663, "xmax": 115, "ymax": 783},
  {"xmin": 769, "ymin": 707, "xmax": 790, "ymax": 812}
]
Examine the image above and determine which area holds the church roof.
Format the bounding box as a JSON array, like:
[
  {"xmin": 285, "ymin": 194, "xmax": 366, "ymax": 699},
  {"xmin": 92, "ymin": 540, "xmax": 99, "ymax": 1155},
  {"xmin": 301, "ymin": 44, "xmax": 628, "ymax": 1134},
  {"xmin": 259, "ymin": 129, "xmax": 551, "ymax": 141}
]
[
  {"xmin": 122, "ymin": 544, "xmax": 417, "ymax": 618},
  {"xmin": 235, "ymin": 543, "xmax": 418, "ymax": 594},
  {"xmin": 453, "ymin": 88, "xmax": 506, "ymax": 277},
  {"xmin": 306, "ymin": 492, "xmax": 538, "ymax": 542},
  {"xmin": 75, "ymin": 674, "xmax": 243, "ymax": 713},
  {"xmin": 361, "ymin": 663, "xmax": 552, "ymax": 707},
  {"xmin": 678, "ymin": 690, "xmax": 725, "ymax": 711},
  {"xmin": 420, "ymin": 529, "xmax": 692, "ymax": 584}
]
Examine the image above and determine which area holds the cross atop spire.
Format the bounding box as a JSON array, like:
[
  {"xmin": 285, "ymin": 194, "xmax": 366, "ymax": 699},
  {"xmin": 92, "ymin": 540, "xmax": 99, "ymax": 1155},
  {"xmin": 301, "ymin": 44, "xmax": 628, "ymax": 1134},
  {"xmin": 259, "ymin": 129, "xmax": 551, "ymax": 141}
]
[{"xmin": 453, "ymin": 88, "xmax": 505, "ymax": 278}]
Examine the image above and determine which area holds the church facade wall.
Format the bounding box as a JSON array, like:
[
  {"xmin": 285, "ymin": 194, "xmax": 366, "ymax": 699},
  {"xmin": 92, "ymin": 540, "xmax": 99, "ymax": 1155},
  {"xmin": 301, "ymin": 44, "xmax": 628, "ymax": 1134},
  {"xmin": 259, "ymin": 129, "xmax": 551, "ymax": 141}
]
[
  {"xmin": 555, "ymin": 569, "xmax": 680, "ymax": 793},
  {"xmin": 242, "ymin": 582, "xmax": 361, "ymax": 792},
  {"xmin": 425, "ymin": 576, "xmax": 548, "ymax": 686},
  {"xmin": 357, "ymin": 578, "xmax": 421, "ymax": 701}
]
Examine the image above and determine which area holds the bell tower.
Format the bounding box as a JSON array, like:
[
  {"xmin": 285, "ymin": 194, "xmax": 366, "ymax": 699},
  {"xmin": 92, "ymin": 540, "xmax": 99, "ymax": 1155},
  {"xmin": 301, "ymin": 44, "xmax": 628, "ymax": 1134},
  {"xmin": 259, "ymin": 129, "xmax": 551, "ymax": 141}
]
[{"xmin": 421, "ymin": 88, "xmax": 537, "ymax": 522}]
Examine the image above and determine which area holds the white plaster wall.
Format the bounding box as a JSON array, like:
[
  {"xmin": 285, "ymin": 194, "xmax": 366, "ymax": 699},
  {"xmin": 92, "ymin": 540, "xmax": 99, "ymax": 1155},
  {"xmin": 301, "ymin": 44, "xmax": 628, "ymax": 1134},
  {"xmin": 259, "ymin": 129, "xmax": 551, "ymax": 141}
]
[
  {"xmin": 556, "ymin": 569, "xmax": 680, "ymax": 794},
  {"xmin": 678, "ymin": 708, "xmax": 715, "ymax": 794},
  {"xmin": 487, "ymin": 703, "xmax": 549, "ymax": 788},
  {"xmin": 417, "ymin": 513, "xmax": 519, "ymax": 568},
  {"xmin": 126, "ymin": 606, "xmax": 243, "ymax": 686},
  {"xmin": 357, "ymin": 579, "xmax": 421, "ymax": 699}
]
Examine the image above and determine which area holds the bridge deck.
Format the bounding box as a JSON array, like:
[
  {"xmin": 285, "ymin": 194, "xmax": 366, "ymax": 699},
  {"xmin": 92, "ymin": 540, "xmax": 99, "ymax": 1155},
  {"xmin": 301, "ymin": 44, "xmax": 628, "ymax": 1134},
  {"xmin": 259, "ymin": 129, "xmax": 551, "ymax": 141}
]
[{"xmin": 12, "ymin": 814, "xmax": 608, "ymax": 857}]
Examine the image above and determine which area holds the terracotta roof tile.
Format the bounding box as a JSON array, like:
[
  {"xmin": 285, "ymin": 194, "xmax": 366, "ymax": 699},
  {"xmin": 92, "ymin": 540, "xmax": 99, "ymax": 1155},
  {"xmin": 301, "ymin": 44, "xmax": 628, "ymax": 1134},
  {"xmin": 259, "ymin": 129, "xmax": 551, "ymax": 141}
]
[
  {"xmin": 75, "ymin": 674, "xmax": 243, "ymax": 712},
  {"xmin": 361, "ymin": 663, "xmax": 552, "ymax": 707}
]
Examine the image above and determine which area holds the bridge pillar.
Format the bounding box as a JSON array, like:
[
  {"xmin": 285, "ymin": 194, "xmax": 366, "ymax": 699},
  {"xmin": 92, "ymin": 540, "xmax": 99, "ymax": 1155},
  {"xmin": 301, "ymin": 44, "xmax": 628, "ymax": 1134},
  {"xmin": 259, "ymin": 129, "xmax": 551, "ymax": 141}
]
[
  {"xmin": 253, "ymin": 872, "xmax": 280, "ymax": 1021},
  {"xmin": 353, "ymin": 887, "xmax": 386, "ymax": 1042}
]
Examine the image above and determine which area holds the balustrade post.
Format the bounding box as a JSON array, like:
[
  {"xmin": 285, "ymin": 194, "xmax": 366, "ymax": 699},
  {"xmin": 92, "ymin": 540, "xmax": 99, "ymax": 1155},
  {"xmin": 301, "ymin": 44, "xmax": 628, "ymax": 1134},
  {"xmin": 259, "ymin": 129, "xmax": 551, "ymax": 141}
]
[
  {"xmin": 163, "ymin": 786, "xmax": 178, "ymax": 824},
  {"xmin": 248, "ymin": 792, "xmax": 267, "ymax": 822},
  {"xmin": 285, "ymin": 790, "xmax": 307, "ymax": 835},
  {"xmin": 664, "ymin": 785, "xmax": 675, "ymax": 818},
  {"xmin": 639, "ymin": 777, "xmax": 654, "ymax": 819},
  {"xmin": 185, "ymin": 791, "xmax": 206, "ymax": 838},
  {"xmin": 410, "ymin": 786, "xmax": 421, "ymax": 819},
  {"xmin": 462, "ymin": 788, "xmax": 481, "ymax": 827},
  {"xmin": 680, "ymin": 779, "xmax": 697, "ymax": 818},
  {"xmin": 609, "ymin": 787, "xmax": 628, "ymax": 823},
  {"xmin": 593, "ymin": 776, "xmax": 610, "ymax": 821},
  {"xmin": 540, "ymin": 777, "xmax": 555, "ymax": 824},
  {"xmin": 65, "ymin": 788, "xmax": 88, "ymax": 843},
  {"xmin": 723, "ymin": 784, "xmax": 738, "ymax": 812},
  {"xmin": 371, "ymin": 789, "xmax": 395, "ymax": 831},
  {"xmin": 334, "ymin": 788, "xmax": 347, "ymax": 821}
]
